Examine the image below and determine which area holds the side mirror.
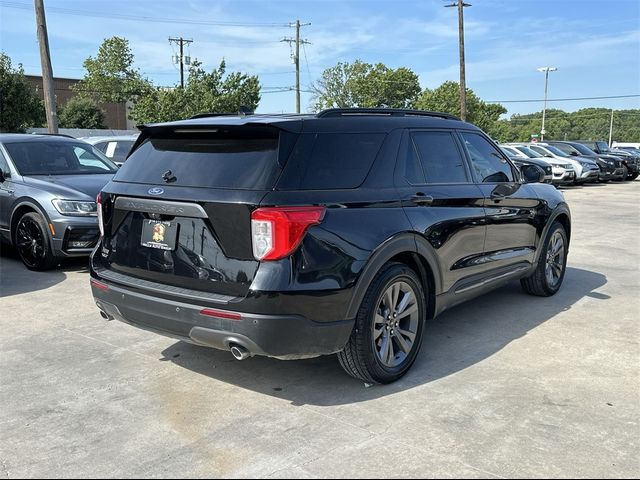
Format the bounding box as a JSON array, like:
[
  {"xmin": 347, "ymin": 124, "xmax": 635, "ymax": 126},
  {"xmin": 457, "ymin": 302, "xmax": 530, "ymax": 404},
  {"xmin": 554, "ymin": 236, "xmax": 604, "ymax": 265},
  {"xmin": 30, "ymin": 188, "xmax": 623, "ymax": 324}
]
[
  {"xmin": 570, "ymin": 151, "xmax": 579, "ymax": 156},
  {"xmin": 545, "ymin": 154, "xmax": 553, "ymax": 158},
  {"xmin": 521, "ymin": 164, "xmax": 546, "ymax": 184}
]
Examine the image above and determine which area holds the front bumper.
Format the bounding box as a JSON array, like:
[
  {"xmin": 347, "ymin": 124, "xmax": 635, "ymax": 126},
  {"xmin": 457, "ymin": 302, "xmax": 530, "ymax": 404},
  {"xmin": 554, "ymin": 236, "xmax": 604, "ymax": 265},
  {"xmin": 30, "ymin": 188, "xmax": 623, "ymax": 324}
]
[
  {"xmin": 50, "ymin": 217, "xmax": 100, "ymax": 257},
  {"xmin": 90, "ymin": 278, "xmax": 354, "ymax": 360},
  {"xmin": 577, "ymin": 168, "xmax": 600, "ymax": 183},
  {"xmin": 611, "ymin": 168, "xmax": 627, "ymax": 181}
]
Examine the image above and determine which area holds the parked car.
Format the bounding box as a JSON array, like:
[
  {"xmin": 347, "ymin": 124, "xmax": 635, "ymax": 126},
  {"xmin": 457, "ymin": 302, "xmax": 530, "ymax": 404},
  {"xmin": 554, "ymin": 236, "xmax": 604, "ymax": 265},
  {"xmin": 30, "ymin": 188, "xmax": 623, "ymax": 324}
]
[
  {"xmin": 547, "ymin": 141, "xmax": 629, "ymax": 182},
  {"xmin": 577, "ymin": 140, "xmax": 639, "ymax": 180},
  {"xmin": 501, "ymin": 144, "xmax": 573, "ymax": 186},
  {"xmin": 81, "ymin": 135, "xmax": 138, "ymax": 166},
  {"xmin": 611, "ymin": 147, "xmax": 640, "ymax": 158},
  {"xmin": 528, "ymin": 142, "xmax": 602, "ymax": 184},
  {"xmin": 90, "ymin": 108, "xmax": 571, "ymax": 384},
  {"xmin": 499, "ymin": 146, "xmax": 552, "ymax": 184},
  {"xmin": 0, "ymin": 134, "xmax": 118, "ymax": 270},
  {"xmin": 566, "ymin": 142, "xmax": 638, "ymax": 180}
]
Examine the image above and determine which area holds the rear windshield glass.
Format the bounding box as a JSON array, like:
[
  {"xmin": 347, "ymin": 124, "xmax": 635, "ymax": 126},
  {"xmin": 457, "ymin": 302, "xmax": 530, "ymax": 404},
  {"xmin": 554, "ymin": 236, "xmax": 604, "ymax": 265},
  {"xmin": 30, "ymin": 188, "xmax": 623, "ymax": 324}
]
[
  {"xmin": 5, "ymin": 141, "xmax": 117, "ymax": 175},
  {"xmin": 114, "ymin": 128, "xmax": 282, "ymax": 190},
  {"xmin": 278, "ymin": 133, "xmax": 385, "ymax": 190}
]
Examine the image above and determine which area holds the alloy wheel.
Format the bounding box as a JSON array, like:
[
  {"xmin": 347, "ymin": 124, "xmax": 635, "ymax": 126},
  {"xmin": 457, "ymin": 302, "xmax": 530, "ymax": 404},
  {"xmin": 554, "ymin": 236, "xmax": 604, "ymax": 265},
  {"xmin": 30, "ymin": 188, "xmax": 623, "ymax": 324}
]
[
  {"xmin": 373, "ymin": 281, "xmax": 420, "ymax": 368},
  {"xmin": 16, "ymin": 217, "xmax": 46, "ymax": 268},
  {"xmin": 545, "ymin": 230, "xmax": 565, "ymax": 288}
]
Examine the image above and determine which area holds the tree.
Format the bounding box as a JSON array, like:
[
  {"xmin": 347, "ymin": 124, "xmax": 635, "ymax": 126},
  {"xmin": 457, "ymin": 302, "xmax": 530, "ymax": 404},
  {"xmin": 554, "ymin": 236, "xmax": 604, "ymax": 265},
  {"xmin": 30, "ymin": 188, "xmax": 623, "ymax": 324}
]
[
  {"xmin": 489, "ymin": 108, "xmax": 640, "ymax": 143},
  {"xmin": 58, "ymin": 96, "xmax": 105, "ymax": 129},
  {"xmin": 312, "ymin": 60, "xmax": 421, "ymax": 110},
  {"xmin": 0, "ymin": 52, "xmax": 45, "ymax": 132},
  {"xmin": 74, "ymin": 37, "xmax": 152, "ymax": 104},
  {"xmin": 130, "ymin": 60, "xmax": 261, "ymax": 124},
  {"xmin": 414, "ymin": 81, "xmax": 507, "ymax": 132}
]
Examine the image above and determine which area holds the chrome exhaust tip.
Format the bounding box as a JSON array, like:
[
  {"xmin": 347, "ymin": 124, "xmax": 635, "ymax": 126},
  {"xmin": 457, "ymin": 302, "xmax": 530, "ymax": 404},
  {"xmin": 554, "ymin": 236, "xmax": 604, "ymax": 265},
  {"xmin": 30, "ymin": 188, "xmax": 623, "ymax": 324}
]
[{"xmin": 230, "ymin": 344, "xmax": 250, "ymax": 361}]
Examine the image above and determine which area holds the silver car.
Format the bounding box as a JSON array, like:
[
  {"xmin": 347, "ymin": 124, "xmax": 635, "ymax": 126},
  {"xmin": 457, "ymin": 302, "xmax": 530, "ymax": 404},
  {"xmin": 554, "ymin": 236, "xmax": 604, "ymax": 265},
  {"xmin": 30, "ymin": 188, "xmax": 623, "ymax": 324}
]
[
  {"xmin": 81, "ymin": 135, "xmax": 138, "ymax": 166},
  {"xmin": 0, "ymin": 134, "xmax": 117, "ymax": 270}
]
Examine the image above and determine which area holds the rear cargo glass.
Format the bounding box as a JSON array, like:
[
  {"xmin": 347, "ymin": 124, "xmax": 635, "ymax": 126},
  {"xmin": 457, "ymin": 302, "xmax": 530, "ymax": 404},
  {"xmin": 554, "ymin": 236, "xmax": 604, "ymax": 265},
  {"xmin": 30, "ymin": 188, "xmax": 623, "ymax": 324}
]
[
  {"xmin": 277, "ymin": 133, "xmax": 386, "ymax": 190},
  {"xmin": 114, "ymin": 128, "xmax": 282, "ymax": 190}
]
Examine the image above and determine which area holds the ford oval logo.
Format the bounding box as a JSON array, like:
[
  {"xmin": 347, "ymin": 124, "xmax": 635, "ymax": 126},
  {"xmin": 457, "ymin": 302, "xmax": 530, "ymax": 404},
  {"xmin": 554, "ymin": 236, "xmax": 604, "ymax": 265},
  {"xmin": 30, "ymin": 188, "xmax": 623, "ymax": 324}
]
[{"xmin": 148, "ymin": 187, "xmax": 164, "ymax": 196}]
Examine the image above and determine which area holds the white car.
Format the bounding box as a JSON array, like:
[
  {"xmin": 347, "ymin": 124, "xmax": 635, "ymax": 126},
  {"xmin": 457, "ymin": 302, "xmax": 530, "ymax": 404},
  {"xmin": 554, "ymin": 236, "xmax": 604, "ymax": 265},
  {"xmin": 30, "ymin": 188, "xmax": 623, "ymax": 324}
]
[
  {"xmin": 503, "ymin": 144, "xmax": 575, "ymax": 186},
  {"xmin": 81, "ymin": 135, "xmax": 139, "ymax": 166},
  {"xmin": 525, "ymin": 143, "xmax": 599, "ymax": 185}
]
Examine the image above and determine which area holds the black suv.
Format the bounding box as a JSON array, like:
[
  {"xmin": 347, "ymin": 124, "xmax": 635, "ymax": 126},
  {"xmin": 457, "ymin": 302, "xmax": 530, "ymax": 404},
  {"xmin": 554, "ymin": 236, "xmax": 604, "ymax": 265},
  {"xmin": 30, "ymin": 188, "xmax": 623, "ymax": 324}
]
[
  {"xmin": 90, "ymin": 109, "xmax": 571, "ymax": 384},
  {"xmin": 576, "ymin": 140, "xmax": 639, "ymax": 180}
]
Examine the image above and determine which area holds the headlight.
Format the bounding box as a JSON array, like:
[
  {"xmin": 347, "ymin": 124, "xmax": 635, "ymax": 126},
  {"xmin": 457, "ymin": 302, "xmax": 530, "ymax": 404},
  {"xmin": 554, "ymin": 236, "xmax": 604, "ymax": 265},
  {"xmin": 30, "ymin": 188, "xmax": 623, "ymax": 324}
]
[{"xmin": 52, "ymin": 199, "xmax": 97, "ymax": 216}]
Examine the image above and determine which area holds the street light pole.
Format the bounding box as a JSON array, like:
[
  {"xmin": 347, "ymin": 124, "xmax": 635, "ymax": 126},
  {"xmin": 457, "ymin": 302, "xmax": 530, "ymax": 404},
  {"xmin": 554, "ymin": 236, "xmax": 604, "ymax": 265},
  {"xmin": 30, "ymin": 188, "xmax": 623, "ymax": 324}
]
[{"xmin": 537, "ymin": 66, "xmax": 557, "ymax": 141}]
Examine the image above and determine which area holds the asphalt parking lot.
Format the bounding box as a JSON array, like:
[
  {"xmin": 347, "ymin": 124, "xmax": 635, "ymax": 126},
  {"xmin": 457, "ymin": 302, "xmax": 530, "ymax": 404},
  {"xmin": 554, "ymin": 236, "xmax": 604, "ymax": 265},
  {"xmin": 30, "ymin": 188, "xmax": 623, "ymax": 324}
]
[{"xmin": 0, "ymin": 182, "xmax": 638, "ymax": 479}]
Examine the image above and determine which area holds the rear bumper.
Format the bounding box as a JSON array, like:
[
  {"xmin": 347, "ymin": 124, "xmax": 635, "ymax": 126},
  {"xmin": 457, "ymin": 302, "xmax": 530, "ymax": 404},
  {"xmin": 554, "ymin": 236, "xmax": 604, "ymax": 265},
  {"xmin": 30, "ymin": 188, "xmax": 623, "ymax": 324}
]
[{"xmin": 90, "ymin": 278, "xmax": 354, "ymax": 360}]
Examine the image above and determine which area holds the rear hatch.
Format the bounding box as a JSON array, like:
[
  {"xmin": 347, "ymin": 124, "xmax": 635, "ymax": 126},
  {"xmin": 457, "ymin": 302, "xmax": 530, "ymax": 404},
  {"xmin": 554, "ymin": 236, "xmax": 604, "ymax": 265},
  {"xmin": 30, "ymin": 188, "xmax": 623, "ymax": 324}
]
[{"xmin": 94, "ymin": 124, "xmax": 297, "ymax": 299}]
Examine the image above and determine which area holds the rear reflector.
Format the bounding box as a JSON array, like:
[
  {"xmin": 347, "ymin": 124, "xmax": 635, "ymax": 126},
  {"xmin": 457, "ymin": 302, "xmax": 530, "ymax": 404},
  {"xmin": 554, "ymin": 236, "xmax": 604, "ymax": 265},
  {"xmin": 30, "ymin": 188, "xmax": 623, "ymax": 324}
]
[
  {"xmin": 96, "ymin": 192, "xmax": 104, "ymax": 236},
  {"xmin": 90, "ymin": 279, "xmax": 109, "ymax": 291},
  {"xmin": 251, "ymin": 206, "xmax": 326, "ymax": 261},
  {"xmin": 199, "ymin": 309, "xmax": 243, "ymax": 321}
]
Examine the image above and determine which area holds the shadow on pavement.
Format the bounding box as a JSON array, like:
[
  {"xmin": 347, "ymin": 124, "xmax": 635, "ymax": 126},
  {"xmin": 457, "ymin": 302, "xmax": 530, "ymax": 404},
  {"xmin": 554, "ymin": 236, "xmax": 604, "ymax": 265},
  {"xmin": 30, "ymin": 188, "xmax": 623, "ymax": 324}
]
[
  {"xmin": 160, "ymin": 266, "xmax": 608, "ymax": 406},
  {"xmin": 0, "ymin": 243, "xmax": 89, "ymax": 297}
]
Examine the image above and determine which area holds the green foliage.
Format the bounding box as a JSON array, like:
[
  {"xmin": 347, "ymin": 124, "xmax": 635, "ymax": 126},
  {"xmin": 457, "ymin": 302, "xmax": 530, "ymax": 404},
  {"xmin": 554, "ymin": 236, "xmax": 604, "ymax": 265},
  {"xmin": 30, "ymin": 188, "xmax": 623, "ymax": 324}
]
[
  {"xmin": 58, "ymin": 96, "xmax": 106, "ymax": 129},
  {"xmin": 0, "ymin": 52, "xmax": 45, "ymax": 132},
  {"xmin": 312, "ymin": 60, "xmax": 421, "ymax": 110},
  {"xmin": 414, "ymin": 81, "xmax": 507, "ymax": 132},
  {"xmin": 130, "ymin": 60, "xmax": 261, "ymax": 124},
  {"xmin": 490, "ymin": 108, "xmax": 640, "ymax": 143},
  {"xmin": 74, "ymin": 37, "xmax": 152, "ymax": 103}
]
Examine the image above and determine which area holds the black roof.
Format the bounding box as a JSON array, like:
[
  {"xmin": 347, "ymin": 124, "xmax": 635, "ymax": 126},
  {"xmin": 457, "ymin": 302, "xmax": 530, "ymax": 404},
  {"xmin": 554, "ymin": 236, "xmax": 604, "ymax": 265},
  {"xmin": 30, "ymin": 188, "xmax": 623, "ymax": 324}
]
[{"xmin": 140, "ymin": 108, "xmax": 476, "ymax": 134}]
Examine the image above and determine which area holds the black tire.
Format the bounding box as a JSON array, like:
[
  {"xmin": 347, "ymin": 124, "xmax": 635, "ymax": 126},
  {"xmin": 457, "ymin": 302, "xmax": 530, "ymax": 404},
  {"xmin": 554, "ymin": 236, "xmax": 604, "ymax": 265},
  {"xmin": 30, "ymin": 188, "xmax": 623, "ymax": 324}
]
[
  {"xmin": 338, "ymin": 262, "xmax": 426, "ymax": 384},
  {"xmin": 13, "ymin": 212, "xmax": 59, "ymax": 271},
  {"xmin": 629, "ymin": 172, "xmax": 639, "ymax": 181},
  {"xmin": 521, "ymin": 221, "xmax": 568, "ymax": 297}
]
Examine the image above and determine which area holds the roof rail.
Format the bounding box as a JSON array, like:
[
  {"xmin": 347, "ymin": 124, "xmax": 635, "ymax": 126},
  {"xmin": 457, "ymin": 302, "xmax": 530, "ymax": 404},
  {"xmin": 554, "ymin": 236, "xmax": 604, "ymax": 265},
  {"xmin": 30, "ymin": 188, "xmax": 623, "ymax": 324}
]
[
  {"xmin": 189, "ymin": 112, "xmax": 237, "ymax": 119},
  {"xmin": 316, "ymin": 108, "xmax": 460, "ymax": 121},
  {"xmin": 31, "ymin": 132, "xmax": 75, "ymax": 138}
]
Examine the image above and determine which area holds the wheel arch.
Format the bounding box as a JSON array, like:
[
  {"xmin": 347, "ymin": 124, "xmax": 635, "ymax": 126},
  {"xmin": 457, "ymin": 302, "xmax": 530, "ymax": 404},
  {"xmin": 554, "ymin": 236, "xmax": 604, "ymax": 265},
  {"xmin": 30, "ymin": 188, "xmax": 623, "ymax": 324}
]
[
  {"xmin": 345, "ymin": 233, "xmax": 442, "ymax": 320},
  {"xmin": 9, "ymin": 199, "xmax": 51, "ymax": 244}
]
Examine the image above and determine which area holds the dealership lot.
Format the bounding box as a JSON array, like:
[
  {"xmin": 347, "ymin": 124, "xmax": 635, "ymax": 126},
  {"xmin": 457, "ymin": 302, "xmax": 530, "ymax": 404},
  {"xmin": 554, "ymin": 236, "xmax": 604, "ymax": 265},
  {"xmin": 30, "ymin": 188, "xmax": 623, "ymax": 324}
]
[{"xmin": 0, "ymin": 182, "xmax": 638, "ymax": 478}]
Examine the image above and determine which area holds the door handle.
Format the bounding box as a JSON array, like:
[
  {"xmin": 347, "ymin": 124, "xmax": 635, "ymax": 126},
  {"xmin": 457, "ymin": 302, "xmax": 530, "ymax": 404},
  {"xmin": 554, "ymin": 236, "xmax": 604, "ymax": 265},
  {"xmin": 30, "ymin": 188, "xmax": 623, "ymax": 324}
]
[{"xmin": 411, "ymin": 193, "xmax": 434, "ymax": 205}]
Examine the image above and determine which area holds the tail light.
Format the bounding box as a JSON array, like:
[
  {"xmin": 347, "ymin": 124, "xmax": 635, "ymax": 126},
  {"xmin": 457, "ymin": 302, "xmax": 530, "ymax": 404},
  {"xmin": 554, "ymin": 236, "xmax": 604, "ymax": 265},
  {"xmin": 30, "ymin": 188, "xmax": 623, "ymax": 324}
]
[
  {"xmin": 96, "ymin": 192, "xmax": 104, "ymax": 236},
  {"xmin": 251, "ymin": 206, "xmax": 326, "ymax": 261}
]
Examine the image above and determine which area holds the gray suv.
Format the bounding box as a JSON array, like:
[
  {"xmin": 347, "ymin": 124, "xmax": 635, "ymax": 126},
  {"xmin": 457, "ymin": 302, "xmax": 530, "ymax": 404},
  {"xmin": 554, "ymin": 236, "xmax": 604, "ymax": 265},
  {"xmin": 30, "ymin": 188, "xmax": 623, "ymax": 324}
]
[{"xmin": 0, "ymin": 134, "xmax": 117, "ymax": 270}]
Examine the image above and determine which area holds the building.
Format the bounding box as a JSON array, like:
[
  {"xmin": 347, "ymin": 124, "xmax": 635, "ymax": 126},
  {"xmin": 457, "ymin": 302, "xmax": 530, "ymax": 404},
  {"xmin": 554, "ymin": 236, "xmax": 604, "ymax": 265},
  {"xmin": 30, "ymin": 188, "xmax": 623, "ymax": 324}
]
[{"xmin": 25, "ymin": 75, "xmax": 131, "ymax": 129}]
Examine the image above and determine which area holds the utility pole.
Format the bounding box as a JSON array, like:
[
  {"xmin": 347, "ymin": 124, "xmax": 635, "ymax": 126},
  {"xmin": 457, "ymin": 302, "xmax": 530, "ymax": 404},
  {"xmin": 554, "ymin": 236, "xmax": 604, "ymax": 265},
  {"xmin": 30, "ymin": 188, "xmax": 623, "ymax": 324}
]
[
  {"xmin": 34, "ymin": 0, "xmax": 58, "ymax": 133},
  {"xmin": 537, "ymin": 66, "xmax": 557, "ymax": 141},
  {"xmin": 445, "ymin": 1, "xmax": 471, "ymax": 121},
  {"xmin": 169, "ymin": 37, "xmax": 193, "ymax": 88},
  {"xmin": 608, "ymin": 108, "xmax": 614, "ymax": 147},
  {"xmin": 281, "ymin": 20, "xmax": 310, "ymax": 113}
]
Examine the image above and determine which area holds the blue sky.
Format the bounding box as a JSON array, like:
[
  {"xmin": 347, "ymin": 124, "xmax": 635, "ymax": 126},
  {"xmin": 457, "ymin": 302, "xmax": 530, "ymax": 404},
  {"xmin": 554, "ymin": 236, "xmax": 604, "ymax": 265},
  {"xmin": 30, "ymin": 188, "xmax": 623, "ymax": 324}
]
[{"xmin": 1, "ymin": 0, "xmax": 639, "ymax": 116}]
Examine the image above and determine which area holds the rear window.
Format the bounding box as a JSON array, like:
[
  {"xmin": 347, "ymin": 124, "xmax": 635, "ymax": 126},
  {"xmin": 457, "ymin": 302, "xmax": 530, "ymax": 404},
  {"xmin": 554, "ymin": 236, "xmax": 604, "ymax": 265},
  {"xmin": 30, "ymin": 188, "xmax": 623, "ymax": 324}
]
[
  {"xmin": 277, "ymin": 133, "xmax": 385, "ymax": 190},
  {"xmin": 114, "ymin": 128, "xmax": 282, "ymax": 190}
]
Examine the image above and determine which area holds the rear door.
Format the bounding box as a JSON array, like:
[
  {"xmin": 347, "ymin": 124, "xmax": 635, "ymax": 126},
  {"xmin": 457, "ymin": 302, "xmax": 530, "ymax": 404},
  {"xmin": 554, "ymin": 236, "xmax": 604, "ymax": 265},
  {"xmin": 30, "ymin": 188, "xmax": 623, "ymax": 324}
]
[
  {"xmin": 396, "ymin": 129, "xmax": 487, "ymax": 293},
  {"xmin": 94, "ymin": 125, "xmax": 294, "ymax": 299},
  {"xmin": 458, "ymin": 130, "xmax": 543, "ymax": 271}
]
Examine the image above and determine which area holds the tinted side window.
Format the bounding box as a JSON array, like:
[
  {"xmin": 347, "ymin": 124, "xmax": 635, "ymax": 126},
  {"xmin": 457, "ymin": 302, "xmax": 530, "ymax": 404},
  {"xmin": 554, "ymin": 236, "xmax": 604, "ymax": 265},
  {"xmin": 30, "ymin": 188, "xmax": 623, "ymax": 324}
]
[
  {"xmin": 278, "ymin": 133, "xmax": 385, "ymax": 190},
  {"xmin": 114, "ymin": 141, "xmax": 134, "ymax": 161},
  {"xmin": 411, "ymin": 131, "xmax": 468, "ymax": 183},
  {"xmin": 461, "ymin": 132, "xmax": 514, "ymax": 183}
]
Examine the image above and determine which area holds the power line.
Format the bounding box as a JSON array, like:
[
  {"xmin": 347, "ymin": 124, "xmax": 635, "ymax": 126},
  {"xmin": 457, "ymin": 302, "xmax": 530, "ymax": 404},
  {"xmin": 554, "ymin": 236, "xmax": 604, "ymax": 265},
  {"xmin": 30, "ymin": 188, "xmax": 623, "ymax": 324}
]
[
  {"xmin": 0, "ymin": 1, "xmax": 291, "ymax": 27},
  {"xmin": 488, "ymin": 94, "xmax": 640, "ymax": 104}
]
